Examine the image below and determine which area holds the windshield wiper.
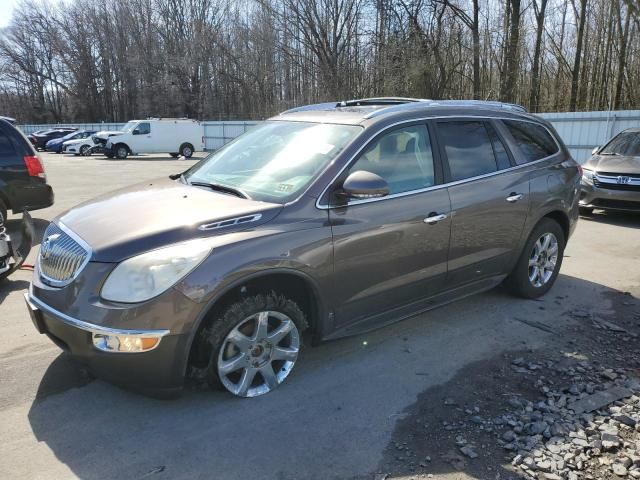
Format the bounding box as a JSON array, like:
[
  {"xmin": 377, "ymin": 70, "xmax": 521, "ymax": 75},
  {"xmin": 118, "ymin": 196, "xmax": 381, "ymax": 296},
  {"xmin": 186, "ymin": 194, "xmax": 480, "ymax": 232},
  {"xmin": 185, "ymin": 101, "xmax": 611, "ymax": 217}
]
[{"xmin": 188, "ymin": 180, "xmax": 251, "ymax": 199}]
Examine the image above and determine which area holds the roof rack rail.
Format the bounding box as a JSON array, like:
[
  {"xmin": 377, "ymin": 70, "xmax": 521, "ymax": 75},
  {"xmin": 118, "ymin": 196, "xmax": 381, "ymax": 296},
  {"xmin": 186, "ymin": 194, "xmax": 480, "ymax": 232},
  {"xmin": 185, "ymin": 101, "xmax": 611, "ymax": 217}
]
[
  {"xmin": 363, "ymin": 99, "xmax": 528, "ymax": 119},
  {"xmin": 280, "ymin": 97, "xmax": 428, "ymax": 115},
  {"xmin": 335, "ymin": 97, "xmax": 428, "ymax": 107}
]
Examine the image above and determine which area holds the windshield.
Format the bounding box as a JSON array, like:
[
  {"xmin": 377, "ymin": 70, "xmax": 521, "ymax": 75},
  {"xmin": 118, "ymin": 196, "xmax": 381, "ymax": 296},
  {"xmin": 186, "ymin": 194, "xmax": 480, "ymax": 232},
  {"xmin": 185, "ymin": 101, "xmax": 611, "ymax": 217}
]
[
  {"xmin": 121, "ymin": 121, "xmax": 138, "ymax": 133},
  {"xmin": 600, "ymin": 132, "xmax": 640, "ymax": 157},
  {"xmin": 184, "ymin": 121, "xmax": 362, "ymax": 203}
]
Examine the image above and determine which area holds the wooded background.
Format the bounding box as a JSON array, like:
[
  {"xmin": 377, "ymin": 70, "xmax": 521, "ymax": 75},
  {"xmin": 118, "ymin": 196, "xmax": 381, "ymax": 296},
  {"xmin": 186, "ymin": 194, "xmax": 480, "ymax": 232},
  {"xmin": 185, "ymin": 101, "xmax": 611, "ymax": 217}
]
[{"xmin": 0, "ymin": 0, "xmax": 638, "ymax": 123}]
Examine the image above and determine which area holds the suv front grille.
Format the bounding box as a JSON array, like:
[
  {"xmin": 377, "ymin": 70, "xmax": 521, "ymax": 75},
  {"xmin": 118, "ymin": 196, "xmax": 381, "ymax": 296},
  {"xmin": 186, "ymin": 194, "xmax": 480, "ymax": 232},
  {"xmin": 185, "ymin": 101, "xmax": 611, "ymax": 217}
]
[
  {"xmin": 593, "ymin": 173, "xmax": 640, "ymax": 192},
  {"xmin": 39, "ymin": 223, "xmax": 90, "ymax": 287}
]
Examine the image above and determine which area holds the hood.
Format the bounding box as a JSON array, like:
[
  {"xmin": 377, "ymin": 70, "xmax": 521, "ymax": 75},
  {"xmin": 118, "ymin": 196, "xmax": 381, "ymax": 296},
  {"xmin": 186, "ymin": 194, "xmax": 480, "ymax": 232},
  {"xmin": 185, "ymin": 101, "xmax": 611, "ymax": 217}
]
[
  {"xmin": 95, "ymin": 130, "xmax": 123, "ymax": 138},
  {"xmin": 57, "ymin": 177, "xmax": 282, "ymax": 262},
  {"xmin": 584, "ymin": 154, "xmax": 640, "ymax": 174}
]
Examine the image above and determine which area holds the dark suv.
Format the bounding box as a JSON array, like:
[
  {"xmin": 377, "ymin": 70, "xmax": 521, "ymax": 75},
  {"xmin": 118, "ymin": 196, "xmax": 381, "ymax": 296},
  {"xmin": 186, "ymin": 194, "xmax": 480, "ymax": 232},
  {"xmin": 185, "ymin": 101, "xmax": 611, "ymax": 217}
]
[
  {"xmin": 0, "ymin": 119, "xmax": 54, "ymax": 223},
  {"xmin": 24, "ymin": 98, "xmax": 580, "ymax": 398}
]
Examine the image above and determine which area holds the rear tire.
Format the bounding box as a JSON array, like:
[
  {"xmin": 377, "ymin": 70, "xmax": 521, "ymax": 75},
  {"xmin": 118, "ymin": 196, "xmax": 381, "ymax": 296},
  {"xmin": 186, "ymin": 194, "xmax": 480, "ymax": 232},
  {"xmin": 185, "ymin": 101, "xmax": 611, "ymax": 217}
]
[
  {"xmin": 505, "ymin": 218, "xmax": 565, "ymax": 299},
  {"xmin": 179, "ymin": 143, "xmax": 194, "ymax": 158},
  {"xmin": 0, "ymin": 199, "xmax": 7, "ymax": 225}
]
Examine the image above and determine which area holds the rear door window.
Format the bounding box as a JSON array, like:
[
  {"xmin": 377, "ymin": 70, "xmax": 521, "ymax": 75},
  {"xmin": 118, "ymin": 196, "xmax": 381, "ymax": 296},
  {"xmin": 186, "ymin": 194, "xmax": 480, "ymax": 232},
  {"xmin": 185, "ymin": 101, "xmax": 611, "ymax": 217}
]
[
  {"xmin": 502, "ymin": 120, "xmax": 559, "ymax": 163},
  {"xmin": 436, "ymin": 121, "xmax": 503, "ymax": 181}
]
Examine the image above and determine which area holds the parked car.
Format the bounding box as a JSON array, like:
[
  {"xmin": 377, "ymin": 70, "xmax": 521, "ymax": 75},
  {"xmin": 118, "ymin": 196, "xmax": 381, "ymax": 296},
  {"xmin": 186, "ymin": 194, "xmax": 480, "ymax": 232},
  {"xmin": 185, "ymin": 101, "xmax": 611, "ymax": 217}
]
[
  {"xmin": 103, "ymin": 118, "xmax": 204, "ymax": 159},
  {"xmin": 45, "ymin": 130, "xmax": 96, "ymax": 153},
  {"xmin": 85, "ymin": 130, "xmax": 124, "ymax": 155},
  {"xmin": 0, "ymin": 118, "xmax": 54, "ymax": 224},
  {"xmin": 28, "ymin": 128, "xmax": 77, "ymax": 151},
  {"xmin": 580, "ymin": 128, "xmax": 640, "ymax": 213},
  {"xmin": 24, "ymin": 98, "xmax": 579, "ymax": 398}
]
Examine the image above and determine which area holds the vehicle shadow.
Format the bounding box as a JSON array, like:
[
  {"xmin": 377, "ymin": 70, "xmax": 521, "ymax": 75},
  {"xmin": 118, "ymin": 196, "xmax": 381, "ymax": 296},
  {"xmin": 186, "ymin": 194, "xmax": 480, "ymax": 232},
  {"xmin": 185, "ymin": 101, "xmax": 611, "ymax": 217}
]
[
  {"xmin": 25, "ymin": 273, "xmax": 631, "ymax": 480},
  {"xmin": 580, "ymin": 209, "xmax": 640, "ymax": 228},
  {"xmin": 0, "ymin": 278, "xmax": 29, "ymax": 304}
]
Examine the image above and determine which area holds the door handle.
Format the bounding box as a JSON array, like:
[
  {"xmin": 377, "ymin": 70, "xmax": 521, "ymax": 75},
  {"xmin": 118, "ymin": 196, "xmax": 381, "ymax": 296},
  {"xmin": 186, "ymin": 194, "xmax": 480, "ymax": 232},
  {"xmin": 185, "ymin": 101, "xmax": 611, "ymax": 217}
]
[
  {"xmin": 506, "ymin": 193, "xmax": 524, "ymax": 203},
  {"xmin": 424, "ymin": 213, "xmax": 448, "ymax": 224}
]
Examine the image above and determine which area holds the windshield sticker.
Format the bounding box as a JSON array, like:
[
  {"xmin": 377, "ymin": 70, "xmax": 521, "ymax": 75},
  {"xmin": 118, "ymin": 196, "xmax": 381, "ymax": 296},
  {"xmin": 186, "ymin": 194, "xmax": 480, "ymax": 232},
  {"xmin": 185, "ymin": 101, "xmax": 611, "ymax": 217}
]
[{"xmin": 276, "ymin": 183, "xmax": 294, "ymax": 193}]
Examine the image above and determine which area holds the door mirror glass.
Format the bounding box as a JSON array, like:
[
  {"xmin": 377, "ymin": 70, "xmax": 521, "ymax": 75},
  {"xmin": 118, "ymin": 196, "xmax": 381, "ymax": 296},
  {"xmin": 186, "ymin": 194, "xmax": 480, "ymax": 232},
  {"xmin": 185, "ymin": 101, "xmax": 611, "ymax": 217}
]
[
  {"xmin": 591, "ymin": 146, "xmax": 600, "ymax": 155},
  {"xmin": 341, "ymin": 170, "xmax": 390, "ymax": 199},
  {"xmin": 132, "ymin": 129, "xmax": 141, "ymax": 135}
]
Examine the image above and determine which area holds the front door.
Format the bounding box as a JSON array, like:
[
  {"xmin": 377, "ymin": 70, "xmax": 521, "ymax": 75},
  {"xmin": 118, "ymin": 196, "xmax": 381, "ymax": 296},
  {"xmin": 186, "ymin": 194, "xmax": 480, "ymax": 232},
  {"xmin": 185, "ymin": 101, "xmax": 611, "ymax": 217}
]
[
  {"xmin": 328, "ymin": 123, "xmax": 451, "ymax": 328},
  {"xmin": 434, "ymin": 119, "xmax": 530, "ymax": 287},
  {"xmin": 129, "ymin": 122, "xmax": 152, "ymax": 153}
]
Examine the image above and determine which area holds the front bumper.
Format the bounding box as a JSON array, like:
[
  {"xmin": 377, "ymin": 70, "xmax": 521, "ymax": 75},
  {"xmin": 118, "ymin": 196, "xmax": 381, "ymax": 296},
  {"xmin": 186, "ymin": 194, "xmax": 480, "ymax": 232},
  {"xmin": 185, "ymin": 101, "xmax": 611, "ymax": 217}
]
[
  {"xmin": 580, "ymin": 181, "xmax": 640, "ymax": 212},
  {"xmin": 25, "ymin": 286, "xmax": 191, "ymax": 396}
]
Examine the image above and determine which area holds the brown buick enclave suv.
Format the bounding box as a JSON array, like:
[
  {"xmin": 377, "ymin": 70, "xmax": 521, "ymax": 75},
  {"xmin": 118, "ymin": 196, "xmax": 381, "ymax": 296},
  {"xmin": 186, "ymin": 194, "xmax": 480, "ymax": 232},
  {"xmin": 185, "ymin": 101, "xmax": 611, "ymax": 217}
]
[{"xmin": 24, "ymin": 98, "xmax": 580, "ymax": 398}]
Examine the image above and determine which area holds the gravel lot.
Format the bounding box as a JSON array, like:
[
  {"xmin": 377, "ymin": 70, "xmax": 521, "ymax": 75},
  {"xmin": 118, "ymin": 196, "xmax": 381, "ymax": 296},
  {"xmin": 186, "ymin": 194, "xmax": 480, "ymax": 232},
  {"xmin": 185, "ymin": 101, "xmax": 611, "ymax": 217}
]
[{"xmin": 1, "ymin": 152, "xmax": 639, "ymax": 480}]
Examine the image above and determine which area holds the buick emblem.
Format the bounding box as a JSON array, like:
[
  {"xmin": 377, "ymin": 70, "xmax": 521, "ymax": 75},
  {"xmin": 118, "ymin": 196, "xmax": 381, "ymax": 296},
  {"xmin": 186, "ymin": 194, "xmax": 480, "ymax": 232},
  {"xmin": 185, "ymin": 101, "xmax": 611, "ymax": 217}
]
[
  {"xmin": 41, "ymin": 233, "xmax": 61, "ymax": 260},
  {"xmin": 617, "ymin": 176, "xmax": 631, "ymax": 185}
]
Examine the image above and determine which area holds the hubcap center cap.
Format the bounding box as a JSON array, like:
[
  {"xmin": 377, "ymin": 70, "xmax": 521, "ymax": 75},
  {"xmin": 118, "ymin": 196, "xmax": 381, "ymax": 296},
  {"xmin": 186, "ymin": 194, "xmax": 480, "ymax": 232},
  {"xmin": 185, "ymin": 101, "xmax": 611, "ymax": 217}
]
[{"xmin": 251, "ymin": 345, "xmax": 264, "ymax": 357}]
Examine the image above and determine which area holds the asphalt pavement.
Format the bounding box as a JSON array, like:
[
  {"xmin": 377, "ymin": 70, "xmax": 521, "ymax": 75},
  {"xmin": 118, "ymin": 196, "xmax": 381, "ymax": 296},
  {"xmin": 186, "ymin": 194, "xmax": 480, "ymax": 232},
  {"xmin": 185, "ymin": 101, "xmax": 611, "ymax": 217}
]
[{"xmin": 1, "ymin": 152, "xmax": 639, "ymax": 480}]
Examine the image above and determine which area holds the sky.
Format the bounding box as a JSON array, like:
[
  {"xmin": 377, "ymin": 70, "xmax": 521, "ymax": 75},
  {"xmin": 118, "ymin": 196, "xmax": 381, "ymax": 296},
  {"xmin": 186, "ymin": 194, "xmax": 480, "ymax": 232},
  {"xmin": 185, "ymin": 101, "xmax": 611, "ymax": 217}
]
[{"xmin": 0, "ymin": 0, "xmax": 19, "ymax": 28}]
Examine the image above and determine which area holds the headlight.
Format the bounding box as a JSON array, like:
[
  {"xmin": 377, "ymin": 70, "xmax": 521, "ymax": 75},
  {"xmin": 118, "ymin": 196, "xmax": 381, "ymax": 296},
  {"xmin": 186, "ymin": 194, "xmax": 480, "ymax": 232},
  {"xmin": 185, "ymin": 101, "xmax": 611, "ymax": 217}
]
[
  {"xmin": 101, "ymin": 239, "xmax": 213, "ymax": 303},
  {"xmin": 582, "ymin": 168, "xmax": 595, "ymax": 184}
]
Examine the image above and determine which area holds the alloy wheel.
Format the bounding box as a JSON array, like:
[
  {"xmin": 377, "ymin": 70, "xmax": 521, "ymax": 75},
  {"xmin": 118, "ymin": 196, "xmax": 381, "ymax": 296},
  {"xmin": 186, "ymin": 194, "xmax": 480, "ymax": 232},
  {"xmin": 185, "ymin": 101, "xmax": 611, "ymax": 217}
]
[
  {"xmin": 528, "ymin": 232, "xmax": 558, "ymax": 288},
  {"xmin": 217, "ymin": 310, "xmax": 300, "ymax": 397}
]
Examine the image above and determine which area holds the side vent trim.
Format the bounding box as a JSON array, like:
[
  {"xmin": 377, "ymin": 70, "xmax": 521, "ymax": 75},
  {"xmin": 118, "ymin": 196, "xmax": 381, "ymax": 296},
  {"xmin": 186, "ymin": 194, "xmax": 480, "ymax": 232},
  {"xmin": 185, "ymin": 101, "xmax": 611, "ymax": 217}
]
[{"xmin": 198, "ymin": 213, "xmax": 263, "ymax": 231}]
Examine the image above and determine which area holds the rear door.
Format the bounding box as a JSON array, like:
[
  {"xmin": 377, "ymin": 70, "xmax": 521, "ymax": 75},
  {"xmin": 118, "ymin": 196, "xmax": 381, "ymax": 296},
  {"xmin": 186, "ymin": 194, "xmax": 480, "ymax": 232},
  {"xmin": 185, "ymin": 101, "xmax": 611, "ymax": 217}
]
[
  {"xmin": 434, "ymin": 119, "xmax": 530, "ymax": 288},
  {"xmin": 328, "ymin": 123, "xmax": 451, "ymax": 329}
]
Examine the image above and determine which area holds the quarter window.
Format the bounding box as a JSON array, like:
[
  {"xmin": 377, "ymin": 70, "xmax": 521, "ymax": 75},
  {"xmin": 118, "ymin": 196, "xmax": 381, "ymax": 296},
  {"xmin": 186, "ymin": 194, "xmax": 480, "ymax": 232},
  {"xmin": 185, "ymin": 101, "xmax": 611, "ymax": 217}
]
[
  {"xmin": 503, "ymin": 120, "xmax": 558, "ymax": 163},
  {"xmin": 346, "ymin": 124, "xmax": 436, "ymax": 195},
  {"xmin": 437, "ymin": 121, "xmax": 501, "ymax": 181}
]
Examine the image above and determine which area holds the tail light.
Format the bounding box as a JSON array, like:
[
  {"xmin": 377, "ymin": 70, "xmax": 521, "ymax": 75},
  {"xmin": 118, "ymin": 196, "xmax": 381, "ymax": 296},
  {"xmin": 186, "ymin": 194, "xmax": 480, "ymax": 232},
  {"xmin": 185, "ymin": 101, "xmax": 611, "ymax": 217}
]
[{"xmin": 24, "ymin": 155, "xmax": 46, "ymax": 178}]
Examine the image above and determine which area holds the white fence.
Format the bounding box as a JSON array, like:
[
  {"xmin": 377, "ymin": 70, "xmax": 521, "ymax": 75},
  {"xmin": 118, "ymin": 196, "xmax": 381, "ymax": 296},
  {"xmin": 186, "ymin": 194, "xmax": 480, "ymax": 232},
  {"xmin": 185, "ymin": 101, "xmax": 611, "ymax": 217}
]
[
  {"xmin": 18, "ymin": 110, "xmax": 640, "ymax": 161},
  {"xmin": 538, "ymin": 110, "xmax": 640, "ymax": 163}
]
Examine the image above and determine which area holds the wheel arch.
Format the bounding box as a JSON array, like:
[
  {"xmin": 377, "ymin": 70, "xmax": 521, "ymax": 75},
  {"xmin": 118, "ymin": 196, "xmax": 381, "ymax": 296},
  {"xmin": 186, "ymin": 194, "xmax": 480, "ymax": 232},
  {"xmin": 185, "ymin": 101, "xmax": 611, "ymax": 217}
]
[{"xmin": 183, "ymin": 268, "xmax": 327, "ymax": 377}]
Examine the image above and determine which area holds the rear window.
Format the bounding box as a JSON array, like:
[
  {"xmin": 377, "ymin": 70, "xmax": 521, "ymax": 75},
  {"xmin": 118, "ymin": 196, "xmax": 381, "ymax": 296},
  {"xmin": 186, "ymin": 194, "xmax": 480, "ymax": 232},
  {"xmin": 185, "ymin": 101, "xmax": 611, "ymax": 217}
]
[
  {"xmin": 502, "ymin": 120, "xmax": 559, "ymax": 163},
  {"xmin": 0, "ymin": 129, "xmax": 16, "ymax": 155}
]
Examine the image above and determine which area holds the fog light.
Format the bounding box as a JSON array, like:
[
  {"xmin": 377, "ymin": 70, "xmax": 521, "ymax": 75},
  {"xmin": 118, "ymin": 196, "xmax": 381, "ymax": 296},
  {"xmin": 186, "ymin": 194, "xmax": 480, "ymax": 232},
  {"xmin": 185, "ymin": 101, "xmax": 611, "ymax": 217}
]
[{"xmin": 92, "ymin": 334, "xmax": 160, "ymax": 353}]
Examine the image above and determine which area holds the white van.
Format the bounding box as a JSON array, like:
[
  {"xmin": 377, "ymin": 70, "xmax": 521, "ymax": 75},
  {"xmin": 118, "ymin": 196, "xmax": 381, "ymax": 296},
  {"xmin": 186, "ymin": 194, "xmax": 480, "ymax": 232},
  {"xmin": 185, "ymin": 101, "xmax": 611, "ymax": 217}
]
[{"xmin": 104, "ymin": 119, "xmax": 204, "ymax": 159}]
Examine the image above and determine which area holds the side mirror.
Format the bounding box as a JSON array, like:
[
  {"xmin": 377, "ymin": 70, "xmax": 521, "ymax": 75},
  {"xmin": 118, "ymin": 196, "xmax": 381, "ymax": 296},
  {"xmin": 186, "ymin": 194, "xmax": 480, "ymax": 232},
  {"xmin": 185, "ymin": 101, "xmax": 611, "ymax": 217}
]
[
  {"xmin": 132, "ymin": 129, "xmax": 140, "ymax": 136},
  {"xmin": 591, "ymin": 146, "xmax": 600, "ymax": 155},
  {"xmin": 341, "ymin": 170, "xmax": 390, "ymax": 200}
]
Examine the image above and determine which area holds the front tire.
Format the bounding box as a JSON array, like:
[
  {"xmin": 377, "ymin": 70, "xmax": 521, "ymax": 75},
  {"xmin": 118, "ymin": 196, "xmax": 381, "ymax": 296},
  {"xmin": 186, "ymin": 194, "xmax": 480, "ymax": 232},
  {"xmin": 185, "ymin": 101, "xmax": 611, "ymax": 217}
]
[
  {"xmin": 79, "ymin": 144, "xmax": 91, "ymax": 156},
  {"xmin": 201, "ymin": 292, "xmax": 308, "ymax": 398},
  {"xmin": 114, "ymin": 144, "xmax": 129, "ymax": 159},
  {"xmin": 506, "ymin": 218, "xmax": 565, "ymax": 299}
]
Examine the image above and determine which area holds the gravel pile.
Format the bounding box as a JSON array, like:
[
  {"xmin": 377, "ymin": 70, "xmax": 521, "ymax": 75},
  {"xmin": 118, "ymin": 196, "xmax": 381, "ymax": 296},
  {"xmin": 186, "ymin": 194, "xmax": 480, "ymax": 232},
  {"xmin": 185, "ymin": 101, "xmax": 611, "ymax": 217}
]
[{"xmin": 497, "ymin": 361, "xmax": 640, "ymax": 479}]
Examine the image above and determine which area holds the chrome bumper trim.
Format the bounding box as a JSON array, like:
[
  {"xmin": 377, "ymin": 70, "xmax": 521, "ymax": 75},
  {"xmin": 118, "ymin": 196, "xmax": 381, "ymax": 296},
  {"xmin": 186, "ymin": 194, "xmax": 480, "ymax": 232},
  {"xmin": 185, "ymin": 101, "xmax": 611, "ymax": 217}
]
[{"xmin": 26, "ymin": 286, "xmax": 170, "ymax": 338}]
